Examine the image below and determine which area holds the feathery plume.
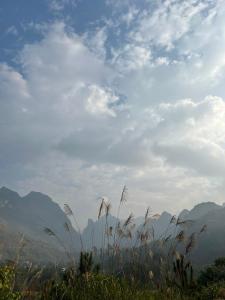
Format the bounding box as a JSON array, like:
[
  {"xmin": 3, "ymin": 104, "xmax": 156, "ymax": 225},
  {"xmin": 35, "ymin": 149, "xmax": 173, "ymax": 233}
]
[
  {"xmin": 44, "ymin": 227, "xmax": 55, "ymax": 236},
  {"xmin": 177, "ymin": 219, "xmax": 194, "ymax": 227},
  {"xmin": 144, "ymin": 207, "xmax": 151, "ymax": 226},
  {"xmin": 163, "ymin": 234, "xmax": 171, "ymax": 243},
  {"xmin": 170, "ymin": 215, "xmax": 176, "ymax": 224},
  {"xmin": 149, "ymin": 270, "xmax": 154, "ymax": 280},
  {"xmin": 185, "ymin": 233, "xmax": 196, "ymax": 254},
  {"xmin": 123, "ymin": 213, "xmax": 134, "ymax": 227},
  {"xmin": 176, "ymin": 230, "xmax": 185, "ymax": 242},
  {"xmin": 145, "ymin": 207, "xmax": 150, "ymax": 222},
  {"xmin": 152, "ymin": 213, "xmax": 161, "ymax": 220},
  {"xmin": 149, "ymin": 249, "xmax": 154, "ymax": 259},
  {"xmin": 64, "ymin": 204, "xmax": 73, "ymax": 216},
  {"xmin": 64, "ymin": 222, "xmax": 70, "ymax": 232},
  {"xmin": 105, "ymin": 202, "xmax": 111, "ymax": 217},
  {"xmin": 200, "ymin": 224, "xmax": 207, "ymax": 234},
  {"xmin": 98, "ymin": 198, "xmax": 105, "ymax": 220},
  {"xmin": 120, "ymin": 185, "xmax": 128, "ymax": 203}
]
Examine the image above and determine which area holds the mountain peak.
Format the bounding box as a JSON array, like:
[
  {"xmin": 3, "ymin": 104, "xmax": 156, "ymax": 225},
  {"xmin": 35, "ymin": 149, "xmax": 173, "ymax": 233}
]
[
  {"xmin": 189, "ymin": 202, "xmax": 220, "ymax": 219},
  {"xmin": 179, "ymin": 209, "xmax": 189, "ymax": 219},
  {"xmin": 0, "ymin": 186, "xmax": 21, "ymax": 201},
  {"xmin": 87, "ymin": 218, "xmax": 94, "ymax": 226},
  {"xmin": 23, "ymin": 191, "xmax": 52, "ymax": 202},
  {"xmin": 160, "ymin": 211, "xmax": 172, "ymax": 219}
]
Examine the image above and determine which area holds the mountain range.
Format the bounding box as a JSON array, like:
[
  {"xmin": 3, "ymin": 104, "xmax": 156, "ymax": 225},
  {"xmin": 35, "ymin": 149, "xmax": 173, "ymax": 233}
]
[
  {"xmin": 0, "ymin": 187, "xmax": 81, "ymax": 263},
  {"xmin": 0, "ymin": 186, "xmax": 225, "ymax": 266}
]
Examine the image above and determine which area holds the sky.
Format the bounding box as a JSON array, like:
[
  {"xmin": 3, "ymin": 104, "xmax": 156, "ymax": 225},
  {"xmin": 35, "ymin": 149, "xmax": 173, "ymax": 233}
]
[{"xmin": 1, "ymin": 0, "xmax": 225, "ymax": 227}]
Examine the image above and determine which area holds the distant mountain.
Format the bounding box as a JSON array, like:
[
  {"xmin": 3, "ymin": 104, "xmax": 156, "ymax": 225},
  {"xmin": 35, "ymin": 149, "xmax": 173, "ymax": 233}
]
[
  {"xmin": 82, "ymin": 214, "xmax": 119, "ymax": 249},
  {"xmin": 185, "ymin": 202, "xmax": 221, "ymax": 220},
  {"xmin": 178, "ymin": 209, "xmax": 189, "ymax": 219},
  {"xmin": 0, "ymin": 187, "xmax": 81, "ymax": 263},
  {"xmin": 0, "ymin": 223, "xmax": 66, "ymax": 264},
  {"xmin": 178, "ymin": 203, "xmax": 225, "ymax": 266},
  {"xmin": 81, "ymin": 201, "xmax": 225, "ymax": 267},
  {"xmin": 82, "ymin": 211, "xmax": 174, "ymax": 249},
  {"xmin": 1, "ymin": 186, "xmax": 225, "ymax": 266},
  {"xmin": 154, "ymin": 201, "xmax": 225, "ymax": 266}
]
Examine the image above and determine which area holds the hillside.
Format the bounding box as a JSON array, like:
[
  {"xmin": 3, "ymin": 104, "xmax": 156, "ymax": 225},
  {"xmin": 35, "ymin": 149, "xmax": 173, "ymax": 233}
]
[
  {"xmin": 0, "ymin": 187, "xmax": 81, "ymax": 263},
  {"xmin": 1, "ymin": 186, "xmax": 225, "ymax": 266}
]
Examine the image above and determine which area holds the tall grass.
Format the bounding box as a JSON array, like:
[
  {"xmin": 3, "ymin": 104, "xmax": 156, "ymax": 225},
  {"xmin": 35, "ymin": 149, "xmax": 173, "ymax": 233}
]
[{"xmin": 0, "ymin": 186, "xmax": 216, "ymax": 300}]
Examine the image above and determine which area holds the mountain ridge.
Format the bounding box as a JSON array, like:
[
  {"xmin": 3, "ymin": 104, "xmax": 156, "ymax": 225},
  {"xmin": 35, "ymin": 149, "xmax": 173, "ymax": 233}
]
[
  {"xmin": 0, "ymin": 187, "xmax": 81, "ymax": 263},
  {"xmin": 0, "ymin": 186, "xmax": 225, "ymax": 266}
]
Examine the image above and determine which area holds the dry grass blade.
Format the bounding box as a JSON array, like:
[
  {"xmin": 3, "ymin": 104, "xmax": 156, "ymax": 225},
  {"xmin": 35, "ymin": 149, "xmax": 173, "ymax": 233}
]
[
  {"xmin": 105, "ymin": 202, "xmax": 111, "ymax": 217},
  {"xmin": 130, "ymin": 223, "xmax": 136, "ymax": 231},
  {"xmin": 120, "ymin": 185, "xmax": 128, "ymax": 203},
  {"xmin": 149, "ymin": 270, "xmax": 154, "ymax": 280},
  {"xmin": 107, "ymin": 226, "xmax": 113, "ymax": 236},
  {"xmin": 163, "ymin": 234, "xmax": 171, "ymax": 243},
  {"xmin": 173, "ymin": 250, "xmax": 181, "ymax": 260},
  {"xmin": 149, "ymin": 226, "xmax": 155, "ymax": 240},
  {"xmin": 126, "ymin": 229, "xmax": 132, "ymax": 239},
  {"xmin": 64, "ymin": 204, "xmax": 73, "ymax": 216},
  {"xmin": 44, "ymin": 227, "xmax": 55, "ymax": 236},
  {"xmin": 144, "ymin": 207, "xmax": 151, "ymax": 226},
  {"xmin": 64, "ymin": 222, "xmax": 70, "ymax": 232},
  {"xmin": 170, "ymin": 215, "xmax": 176, "ymax": 224},
  {"xmin": 64, "ymin": 203, "xmax": 84, "ymax": 250},
  {"xmin": 123, "ymin": 213, "xmax": 134, "ymax": 227},
  {"xmin": 199, "ymin": 224, "xmax": 207, "ymax": 233},
  {"xmin": 145, "ymin": 207, "xmax": 150, "ymax": 221},
  {"xmin": 152, "ymin": 213, "xmax": 161, "ymax": 220},
  {"xmin": 185, "ymin": 233, "xmax": 196, "ymax": 254},
  {"xmin": 116, "ymin": 222, "xmax": 124, "ymax": 238},
  {"xmin": 117, "ymin": 228, "xmax": 124, "ymax": 238},
  {"xmin": 98, "ymin": 198, "xmax": 105, "ymax": 220},
  {"xmin": 176, "ymin": 230, "xmax": 185, "ymax": 242},
  {"xmin": 139, "ymin": 230, "xmax": 150, "ymax": 243},
  {"xmin": 149, "ymin": 249, "xmax": 154, "ymax": 259},
  {"xmin": 177, "ymin": 219, "xmax": 194, "ymax": 227}
]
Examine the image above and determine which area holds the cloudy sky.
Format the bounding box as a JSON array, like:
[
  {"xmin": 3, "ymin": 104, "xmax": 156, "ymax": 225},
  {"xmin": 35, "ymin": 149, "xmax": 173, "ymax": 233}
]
[{"xmin": 1, "ymin": 0, "xmax": 225, "ymax": 226}]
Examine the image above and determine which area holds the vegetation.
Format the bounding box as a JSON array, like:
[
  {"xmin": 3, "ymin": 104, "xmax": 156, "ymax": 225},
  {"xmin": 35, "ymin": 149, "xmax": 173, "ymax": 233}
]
[
  {"xmin": 0, "ymin": 264, "xmax": 21, "ymax": 300},
  {"xmin": 1, "ymin": 256, "xmax": 225, "ymax": 299},
  {"xmin": 0, "ymin": 186, "xmax": 225, "ymax": 299}
]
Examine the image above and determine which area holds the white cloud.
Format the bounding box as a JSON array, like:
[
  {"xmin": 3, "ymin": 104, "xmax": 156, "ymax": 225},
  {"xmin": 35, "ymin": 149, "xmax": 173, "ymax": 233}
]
[
  {"xmin": 0, "ymin": 64, "xmax": 30, "ymax": 101},
  {"xmin": 111, "ymin": 44, "xmax": 152, "ymax": 72},
  {"xmin": 150, "ymin": 96, "xmax": 225, "ymax": 177},
  {"xmin": 83, "ymin": 27, "xmax": 108, "ymax": 60},
  {"xmin": 0, "ymin": 23, "xmax": 116, "ymax": 168},
  {"xmin": 129, "ymin": 0, "xmax": 208, "ymax": 50},
  {"xmin": 120, "ymin": 6, "xmax": 139, "ymax": 26},
  {"xmin": 2, "ymin": 0, "xmax": 225, "ymax": 224},
  {"xmin": 49, "ymin": 0, "xmax": 78, "ymax": 12},
  {"xmin": 86, "ymin": 85, "xmax": 118, "ymax": 117},
  {"xmin": 5, "ymin": 26, "xmax": 18, "ymax": 36}
]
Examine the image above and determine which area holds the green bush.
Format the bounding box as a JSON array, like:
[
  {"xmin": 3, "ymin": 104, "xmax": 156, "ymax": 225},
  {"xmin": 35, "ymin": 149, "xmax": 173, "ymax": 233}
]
[
  {"xmin": 40, "ymin": 272, "xmax": 194, "ymax": 300},
  {"xmin": 198, "ymin": 257, "xmax": 225, "ymax": 286},
  {"xmin": 0, "ymin": 265, "xmax": 21, "ymax": 300}
]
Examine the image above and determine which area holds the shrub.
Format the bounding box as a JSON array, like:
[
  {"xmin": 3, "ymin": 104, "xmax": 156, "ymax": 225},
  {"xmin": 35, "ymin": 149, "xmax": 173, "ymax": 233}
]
[
  {"xmin": 0, "ymin": 265, "xmax": 21, "ymax": 300},
  {"xmin": 198, "ymin": 257, "xmax": 225, "ymax": 286}
]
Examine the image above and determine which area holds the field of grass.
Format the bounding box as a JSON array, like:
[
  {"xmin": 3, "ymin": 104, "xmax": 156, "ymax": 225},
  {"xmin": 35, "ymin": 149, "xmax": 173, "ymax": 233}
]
[
  {"xmin": 1, "ymin": 188, "xmax": 225, "ymax": 299},
  {"xmin": 1, "ymin": 258, "xmax": 225, "ymax": 300}
]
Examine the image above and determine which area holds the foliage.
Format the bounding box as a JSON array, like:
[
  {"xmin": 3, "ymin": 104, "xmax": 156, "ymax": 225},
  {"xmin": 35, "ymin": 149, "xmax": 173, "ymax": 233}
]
[
  {"xmin": 78, "ymin": 252, "xmax": 100, "ymax": 275},
  {"xmin": 0, "ymin": 265, "xmax": 21, "ymax": 300},
  {"xmin": 40, "ymin": 272, "xmax": 193, "ymax": 300},
  {"xmin": 172, "ymin": 254, "xmax": 194, "ymax": 289},
  {"xmin": 1, "ymin": 187, "xmax": 225, "ymax": 299},
  {"xmin": 198, "ymin": 256, "xmax": 225, "ymax": 286}
]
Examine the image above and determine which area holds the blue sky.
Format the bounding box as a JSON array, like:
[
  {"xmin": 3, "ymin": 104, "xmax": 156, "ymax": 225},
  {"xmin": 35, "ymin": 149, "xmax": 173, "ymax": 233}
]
[{"xmin": 1, "ymin": 0, "xmax": 225, "ymax": 226}]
